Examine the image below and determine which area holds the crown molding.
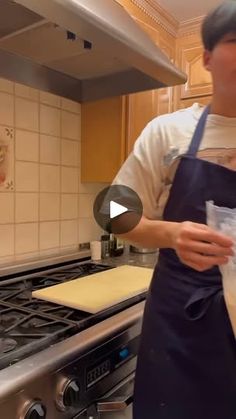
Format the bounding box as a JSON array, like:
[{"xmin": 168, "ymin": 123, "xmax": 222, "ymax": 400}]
[
  {"xmin": 130, "ymin": 0, "xmax": 179, "ymax": 37},
  {"xmin": 178, "ymin": 16, "xmax": 204, "ymax": 37}
]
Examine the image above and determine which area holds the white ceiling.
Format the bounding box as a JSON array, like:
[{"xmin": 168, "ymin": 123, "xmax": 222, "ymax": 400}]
[{"xmin": 155, "ymin": 0, "xmax": 223, "ymax": 22}]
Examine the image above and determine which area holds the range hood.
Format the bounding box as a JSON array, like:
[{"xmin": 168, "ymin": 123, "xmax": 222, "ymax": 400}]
[{"xmin": 0, "ymin": 0, "xmax": 187, "ymax": 102}]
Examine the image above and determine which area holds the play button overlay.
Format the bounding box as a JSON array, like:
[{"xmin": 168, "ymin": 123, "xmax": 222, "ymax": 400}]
[
  {"xmin": 93, "ymin": 185, "xmax": 143, "ymax": 235},
  {"xmin": 110, "ymin": 201, "xmax": 128, "ymax": 219}
]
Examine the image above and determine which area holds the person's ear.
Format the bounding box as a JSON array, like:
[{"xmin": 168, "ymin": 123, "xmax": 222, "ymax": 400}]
[{"xmin": 203, "ymin": 50, "xmax": 212, "ymax": 72}]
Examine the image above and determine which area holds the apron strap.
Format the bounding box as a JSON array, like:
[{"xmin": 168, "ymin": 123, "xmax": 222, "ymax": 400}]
[{"xmin": 186, "ymin": 105, "xmax": 210, "ymax": 157}]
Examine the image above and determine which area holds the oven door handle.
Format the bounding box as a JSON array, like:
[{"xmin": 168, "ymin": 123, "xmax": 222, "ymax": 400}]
[
  {"xmin": 97, "ymin": 394, "xmax": 133, "ymax": 412},
  {"xmin": 96, "ymin": 373, "xmax": 134, "ymax": 413}
]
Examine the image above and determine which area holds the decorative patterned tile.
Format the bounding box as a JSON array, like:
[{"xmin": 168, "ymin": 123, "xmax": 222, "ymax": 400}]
[{"xmin": 0, "ymin": 126, "xmax": 14, "ymax": 191}]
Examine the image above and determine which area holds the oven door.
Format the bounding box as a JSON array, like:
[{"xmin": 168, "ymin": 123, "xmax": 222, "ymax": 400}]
[{"xmin": 74, "ymin": 373, "xmax": 134, "ymax": 419}]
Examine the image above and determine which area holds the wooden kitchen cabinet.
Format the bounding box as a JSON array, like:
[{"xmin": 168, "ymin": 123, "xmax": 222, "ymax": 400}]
[
  {"xmin": 81, "ymin": 96, "xmax": 127, "ymax": 183},
  {"xmin": 174, "ymin": 33, "xmax": 213, "ymax": 110},
  {"xmin": 80, "ymin": 10, "xmax": 177, "ymax": 183},
  {"xmin": 178, "ymin": 95, "xmax": 211, "ymax": 109},
  {"xmin": 126, "ymin": 19, "xmax": 175, "ymax": 155}
]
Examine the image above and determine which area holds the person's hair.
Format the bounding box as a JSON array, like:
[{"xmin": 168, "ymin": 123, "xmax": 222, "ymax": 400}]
[{"xmin": 201, "ymin": 1, "xmax": 236, "ymax": 51}]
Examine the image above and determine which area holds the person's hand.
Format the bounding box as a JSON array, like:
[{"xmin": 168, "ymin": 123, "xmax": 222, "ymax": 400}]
[{"xmin": 171, "ymin": 221, "xmax": 234, "ymax": 272}]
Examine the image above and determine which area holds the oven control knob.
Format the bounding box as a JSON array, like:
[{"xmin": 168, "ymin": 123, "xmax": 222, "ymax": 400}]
[
  {"xmin": 25, "ymin": 401, "xmax": 46, "ymax": 419},
  {"xmin": 63, "ymin": 379, "xmax": 80, "ymax": 407}
]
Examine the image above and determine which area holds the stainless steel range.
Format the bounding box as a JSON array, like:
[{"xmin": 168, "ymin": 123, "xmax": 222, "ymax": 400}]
[{"xmin": 0, "ymin": 257, "xmax": 145, "ymax": 419}]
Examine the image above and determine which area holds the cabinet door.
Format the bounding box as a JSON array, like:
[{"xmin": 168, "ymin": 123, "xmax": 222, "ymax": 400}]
[
  {"xmin": 177, "ymin": 36, "xmax": 212, "ymax": 99},
  {"xmin": 126, "ymin": 90, "xmax": 158, "ymax": 156},
  {"xmin": 157, "ymin": 33, "xmax": 175, "ymax": 115},
  {"xmin": 179, "ymin": 96, "xmax": 211, "ymax": 109},
  {"xmin": 125, "ymin": 19, "xmax": 175, "ymax": 155},
  {"xmin": 81, "ymin": 97, "xmax": 126, "ymax": 183}
]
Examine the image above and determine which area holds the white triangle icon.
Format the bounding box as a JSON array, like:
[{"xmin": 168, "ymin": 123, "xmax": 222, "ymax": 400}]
[{"xmin": 110, "ymin": 201, "xmax": 128, "ymax": 219}]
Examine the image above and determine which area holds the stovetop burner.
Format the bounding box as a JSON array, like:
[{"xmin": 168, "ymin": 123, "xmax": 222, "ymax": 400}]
[{"xmin": 0, "ymin": 261, "xmax": 147, "ymax": 370}]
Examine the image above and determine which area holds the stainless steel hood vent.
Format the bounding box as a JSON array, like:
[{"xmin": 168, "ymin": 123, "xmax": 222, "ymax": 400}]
[{"xmin": 0, "ymin": 0, "xmax": 186, "ymax": 102}]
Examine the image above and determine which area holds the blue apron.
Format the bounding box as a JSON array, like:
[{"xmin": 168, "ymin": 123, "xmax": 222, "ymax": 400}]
[{"xmin": 133, "ymin": 106, "xmax": 236, "ymax": 419}]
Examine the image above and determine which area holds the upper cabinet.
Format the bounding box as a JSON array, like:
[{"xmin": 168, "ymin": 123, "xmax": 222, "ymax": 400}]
[
  {"xmin": 81, "ymin": 96, "xmax": 127, "ymax": 183},
  {"xmin": 81, "ymin": 2, "xmax": 212, "ymax": 182},
  {"xmin": 174, "ymin": 31, "xmax": 212, "ymax": 110},
  {"xmin": 125, "ymin": 24, "xmax": 175, "ymax": 155},
  {"xmin": 81, "ymin": 1, "xmax": 178, "ymax": 183}
]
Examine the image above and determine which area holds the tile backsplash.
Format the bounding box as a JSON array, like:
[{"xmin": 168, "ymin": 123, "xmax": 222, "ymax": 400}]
[{"xmin": 0, "ymin": 78, "xmax": 106, "ymax": 264}]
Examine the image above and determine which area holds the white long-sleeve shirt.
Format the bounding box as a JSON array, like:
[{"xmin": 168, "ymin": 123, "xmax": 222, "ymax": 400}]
[{"xmin": 113, "ymin": 103, "xmax": 236, "ymax": 220}]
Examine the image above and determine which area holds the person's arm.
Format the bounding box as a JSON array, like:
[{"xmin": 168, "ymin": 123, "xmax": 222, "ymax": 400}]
[{"xmin": 117, "ymin": 215, "xmax": 233, "ymax": 272}]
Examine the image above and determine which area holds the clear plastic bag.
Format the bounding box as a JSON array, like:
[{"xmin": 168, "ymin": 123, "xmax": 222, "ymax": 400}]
[{"xmin": 206, "ymin": 201, "xmax": 236, "ymax": 336}]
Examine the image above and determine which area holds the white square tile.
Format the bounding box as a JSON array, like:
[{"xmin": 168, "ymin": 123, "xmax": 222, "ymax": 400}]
[
  {"xmin": 78, "ymin": 172, "xmax": 109, "ymax": 194},
  {"xmin": 78, "ymin": 218, "xmax": 102, "ymax": 243},
  {"xmin": 15, "ymin": 130, "xmax": 39, "ymax": 162},
  {"xmin": 40, "ymin": 164, "xmax": 60, "ymax": 192},
  {"xmin": 40, "ymin": 91, "xmax": 61, "ymax": 107},
  {"xmin": 78, "ymin": 194, "xmax": 94, "ymax": 218},
  {"xmin": 39, "ymin": 248, "xmax": 61, "ymax": 258},
  {"xmin": 15, "ymin": 162, "xmax": 39, "ymax": 192},
  {"xmin": 0, "ymin": 255, "xmax": 16, "ymax": 265},
  {"xmin": 40, "ymin": 193, "xmax": 60, "ymax": 221},
  {"xmin": 61, "ymin": 139, "xmax": 79, "ymax": 166},
  {"xmin": 61, "ymin": 167, "xmax": 78, "ymax": 193},
  {"xmin": 0, "ymin": 92, "xmax": 14, "ymax": 126},
  {"xmin": 61, "ymin": 194, "xmax": 78, "ymax": 219},
  {"xmin": 61, "ymin": 98, "xmax": 81, "ymax": 114},
  {"xmin": 15, "ymin": 223, "xmax": 39, "ymax": 254},
  {"xmin": 15, "ymin": 84, "xmax": 39, "ymax": 101},
  {"xmin": 40, "ymin": 105, "xmax": 60, "ymax": 136},
  {"xmin": 0, "ymin": 224, "xmax": 14, "ymax": 256},
  {"xmin": 40, "ymin": 135, "xmax": 60, "ymax": 165},
  {"xmin": 40, "ymin": 221, "xmax": 60, "ymax": 250},
  {"xmin": 14, "ymin": 251, "xmax": 40, "ymax": 262},
  {"xmin": 60, "ymin": 220, "xmax": 78, "ymax": 246},
  {"xmin": 0, "ymin": 126, "xmax": 14, "ymax": 192},
  {"xmin": 0, "ymin": 193, "xmax": 14, "ymax": 223},
  {"xmin": 61, "ymin": 111, "xmax": 80, "ymax": 140},
  {"xmin": 15, "ymin": 193, "xmax": 39, "ymax": 223},
  {"xmin": 0, "ymin": 78, "xmax": 14, "ymax": 94},
  {"xmin": 15, "ymin": 98, "xmax": 39, "ymax": 132}
]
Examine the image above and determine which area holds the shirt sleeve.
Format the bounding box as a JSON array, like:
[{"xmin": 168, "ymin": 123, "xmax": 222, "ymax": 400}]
[{"xmin": 112, "ymin": 119, "xmax": 165, "ymax": 220}]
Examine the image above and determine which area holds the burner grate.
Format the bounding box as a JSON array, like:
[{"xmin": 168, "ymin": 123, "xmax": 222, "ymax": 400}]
[
  {"xmin": 0, "ymin": 302, "xmax": 77, "ymax": 369},
  {"xmin": 0, "ymin": 261, "xmax": 146, "ymax": 369}
]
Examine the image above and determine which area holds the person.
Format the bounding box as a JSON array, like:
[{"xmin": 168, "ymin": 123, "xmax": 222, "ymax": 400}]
[{"xmin": 112, "ymin": 2, "xmax": 236, "ymax": 418}]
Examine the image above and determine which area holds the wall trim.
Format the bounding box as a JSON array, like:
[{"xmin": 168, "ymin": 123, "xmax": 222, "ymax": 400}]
[
  {"xmin": 128, "ymin": 1, "xmax": 205, "ymax": 39},
  {"xmin": 130, "ymin": 0, "xmax": 179, "ymax": 37},
  {"xmin": 178, "ymin": 16, "xmax": 204, "ymax": 37}
]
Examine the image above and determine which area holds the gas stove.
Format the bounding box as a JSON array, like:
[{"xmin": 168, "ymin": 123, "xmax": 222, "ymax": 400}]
[{"xmin": 0, "ymin": 257, "xmax": 146, "ymax": 419}]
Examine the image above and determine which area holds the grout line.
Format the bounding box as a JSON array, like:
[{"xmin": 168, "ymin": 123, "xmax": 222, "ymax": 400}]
[
  {"xmin": 59, "ymin": 97, "xmax": 62, "ymax": 249},
  {"xmin": 38, "ymin": 96, "xmax": 41, "ymax": 253},
  {"xmin": 13, "ymin": 82, "xmax": 16, "ymax": 257}
]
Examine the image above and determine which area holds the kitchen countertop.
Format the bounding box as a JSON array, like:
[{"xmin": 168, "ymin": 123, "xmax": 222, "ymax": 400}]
[
  {"xmin": 100, "ymin": 249, "xmax": 158, "ymax": 269},
  {"xmin": 0, "ymin": 248, "xmax": 158, "ymax": 277}
]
